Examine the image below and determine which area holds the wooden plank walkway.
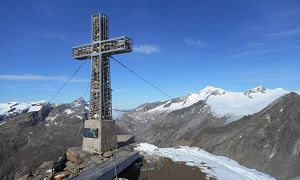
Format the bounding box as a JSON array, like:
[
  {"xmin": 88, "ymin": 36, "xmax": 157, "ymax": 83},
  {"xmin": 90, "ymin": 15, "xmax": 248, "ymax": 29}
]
[{"xmin": 71, "ymin": 151, "xmax": 140, "ymax": 180}]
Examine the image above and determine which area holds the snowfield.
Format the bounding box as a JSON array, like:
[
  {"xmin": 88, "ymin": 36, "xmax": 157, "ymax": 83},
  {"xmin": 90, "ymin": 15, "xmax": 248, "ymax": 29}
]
[
  {"xmin": 135, "ymin": 143, "xmax": 276, "ymax": 180},
  {"xmin": 146, "ymin": 86, "xmax": 288, "ymax": 122},
  {"xmin": 0, "ymin": 101, "xmax": 47, "ymax": 117}
]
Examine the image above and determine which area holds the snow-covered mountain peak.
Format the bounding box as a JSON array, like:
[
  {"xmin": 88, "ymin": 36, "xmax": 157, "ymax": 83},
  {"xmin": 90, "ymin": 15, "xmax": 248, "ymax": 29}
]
[
  {"xmin": 141, "ymin": 86, "xmax": 289, "ymax": 122},
  {"xmin": 0, "ymin": 101, "xmax": 48, "ymax": 120},
  {"xmin": 199, "ymin": 86, "xmax": 226, "ymax": 96},
  {"xmin": 73, "ymin": 97, "xmax": 86, "ymax": 104},
  {"xmin": 244, "ymin": 85, "xmax": 267, "ymax": 98}
]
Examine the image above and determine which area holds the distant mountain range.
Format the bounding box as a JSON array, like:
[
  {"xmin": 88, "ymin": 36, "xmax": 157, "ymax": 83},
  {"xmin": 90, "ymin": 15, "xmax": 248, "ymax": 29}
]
[
  {"xmin": 0, "ymin": 86, "xmax": 300, "ymax": 179},
  {"xmin": 117, "ymin": 86, "xmax": 294, "ymax": 144},
  {"xmin": 134, "ymin": 86, "xmax": 289, "ymax": 122}
]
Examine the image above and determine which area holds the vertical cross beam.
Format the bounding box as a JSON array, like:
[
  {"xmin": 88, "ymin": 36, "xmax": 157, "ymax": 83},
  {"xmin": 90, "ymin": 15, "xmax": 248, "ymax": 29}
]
[{"xmin": 90, "ymin": 14, "xmax": 112, "ymax": 121}]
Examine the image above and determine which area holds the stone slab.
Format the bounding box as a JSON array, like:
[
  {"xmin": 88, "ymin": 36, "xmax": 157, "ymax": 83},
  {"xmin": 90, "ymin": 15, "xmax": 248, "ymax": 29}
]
[
  {"xmin": 100, "ymin": 120, "xmax": 117, "ymax": 152},
  {"xmin": 82, "ymin": 120, "xmax": 117, "ymax": 153}
]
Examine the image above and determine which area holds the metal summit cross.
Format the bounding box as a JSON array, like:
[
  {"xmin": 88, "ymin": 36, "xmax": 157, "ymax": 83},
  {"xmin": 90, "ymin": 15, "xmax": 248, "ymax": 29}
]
[{"xmin": 72, "ymin": 13, "xmax": 133, "ymax": 153}]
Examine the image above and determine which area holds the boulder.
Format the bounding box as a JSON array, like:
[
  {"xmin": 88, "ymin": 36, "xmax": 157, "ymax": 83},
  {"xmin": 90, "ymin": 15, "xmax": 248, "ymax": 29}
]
[
  {"xmin": 64, "ymin": 161, "xmax": 78, "ymax": 174},
  {"xmin": 66, "ymin": 147, "xmax": 85, "ymax": 163},
  {"xmin": 90, "ymin": 155, "xmax": 104, "ymax": 163},
  {"xmin": 103, "ymin": 151, "xmax": 113, "ymax": 158}
]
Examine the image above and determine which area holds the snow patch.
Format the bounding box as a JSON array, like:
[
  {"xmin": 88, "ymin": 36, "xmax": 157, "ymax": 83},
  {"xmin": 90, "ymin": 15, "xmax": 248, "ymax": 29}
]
[
  {"xmin": 45, "ymin": 169, "xmax": 52, "ymax": 173},
  {"xmin": 46, "ymin": 114, "xmax": 58, "ymax": 121},
  {"xmin": 266, "ymin": 114, "xmax": 271, "ymax": 123},
  {"xmin": 64, "ymin": 109, "xmax": 74, "ymax": 115},
  {"xmin": 75, "ymin": 115, "xmax": 83, "ymax": 120},
  {"xmin": 28, "ymin": 105, "xmax": 42, "ymax": 112},
  {"xmin": 270, "ymin": 145, "xmax": 277, "ymax": 159},
  {"xmin": 136, "ymin": 107, "xmax": 144, "ymax": 111},
  {"xmin": 292, "ymin": 139, "xmax": 300, "ymax": 156},
  {"xmin": 135, "ymin": 143, "xmax": 275, "ymax": 180},
  {"xmin": 0, "ymin": 121, "xmax": 6, "ymax": 126}
]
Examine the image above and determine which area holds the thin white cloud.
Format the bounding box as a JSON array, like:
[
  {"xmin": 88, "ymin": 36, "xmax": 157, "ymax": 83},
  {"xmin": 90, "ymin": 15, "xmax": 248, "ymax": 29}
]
[
  {"xmin": 184, "ymin": 38, "xmax": 208, "ymax": 49},
  {"xmin": 0, "ymin": 74, "xmax": 88, "ymax": 83},
  {"xmin": 265, "ymin": 29, "xmax": 300, "ymax": 38},
  {"xmin": 133, "ymin": 44, "xmax": 160, "ymax": 54},
  {"xmin": 227, "ymin": 49, "xmax": 272, "ymax": 59}
]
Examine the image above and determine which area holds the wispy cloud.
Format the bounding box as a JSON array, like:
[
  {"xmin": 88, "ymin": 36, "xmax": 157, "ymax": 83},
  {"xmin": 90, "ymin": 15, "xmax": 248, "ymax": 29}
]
[
  {"xmin": 133, "ymin": 44, "xmax": 160, "ymax": 54},
  {"xmin": 0, "ymin": 74, "xmax": 88, "ymax": 83},
  {"xmin": 1, "ymin": 84, "xmax": 56, "ymax": 92},
  {"xmin": 227, "ymin": 49, "xmax": 273, "ymax": 59},
  {"xmin": 265, "ymin": 29, "xmax": 300, "ymax": 38},
  {"xmin": 184, "ymin": 38, "xmax": 208, "ymax": 49}
]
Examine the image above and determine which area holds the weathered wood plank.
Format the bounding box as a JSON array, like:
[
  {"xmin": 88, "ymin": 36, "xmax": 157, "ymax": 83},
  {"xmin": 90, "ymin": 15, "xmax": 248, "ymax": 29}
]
[{"xmin": 71, "ymin": 151, "xmax": 139, "ymax": 180}]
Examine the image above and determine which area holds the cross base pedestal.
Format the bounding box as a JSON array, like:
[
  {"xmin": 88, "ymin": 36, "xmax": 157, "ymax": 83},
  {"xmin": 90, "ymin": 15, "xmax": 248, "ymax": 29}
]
[{"xmin": 82, "ymin": 120, "xmax": 117, "ymax": 153}]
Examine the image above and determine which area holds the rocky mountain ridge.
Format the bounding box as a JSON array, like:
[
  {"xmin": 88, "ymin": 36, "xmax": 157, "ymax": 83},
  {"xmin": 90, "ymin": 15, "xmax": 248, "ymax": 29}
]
[
  {"xmin": 134, "ymin": 86, "xmax": 289, "ymax": 122},
  {"xmin": 0, "ymin": 98, "xmax": 127, "ymax": 179},
  {"xmin": 188, "ymin": 92, "xmax": 300, "ymax": 180},
  {"xmin": 1, "ymin": 86, "xmax": 299, "ymax": 179},
  {"xmin": 117, "ymin": 86, "xmax": 292, "ymax": 145}
]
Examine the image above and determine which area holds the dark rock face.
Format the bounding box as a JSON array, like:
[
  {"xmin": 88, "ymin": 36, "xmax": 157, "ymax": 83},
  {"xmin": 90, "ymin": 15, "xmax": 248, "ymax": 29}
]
[
  {"xmin": 189, "ymin": 92, "xmax": 300, "ymax": 180},
  {"xmin": 0, "ymin": 101, "xmax": 129, "ymax": 180},
  {"xmin": 0, "ymin": 103, "xmax": 84, "ymax": 179},
  {"xmin": 118, "ymin": 100, "xmax": 225, "ymax": 146}
]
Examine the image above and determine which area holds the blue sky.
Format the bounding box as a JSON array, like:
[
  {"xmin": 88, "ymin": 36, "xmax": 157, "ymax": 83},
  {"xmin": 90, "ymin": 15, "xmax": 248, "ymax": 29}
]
[{"xmin": 0, "ymin": 0, "xmax": 300, "ymax": 109}]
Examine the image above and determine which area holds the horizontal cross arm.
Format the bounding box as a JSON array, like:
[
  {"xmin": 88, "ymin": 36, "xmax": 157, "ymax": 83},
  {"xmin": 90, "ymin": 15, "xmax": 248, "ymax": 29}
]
[
  {"xmin": 72, "ymin": 44, "xmax": 92, "ymax": 60},
  {"xmin": 101, "ymin": 36, "xmax": 133, "ymax": 56}
]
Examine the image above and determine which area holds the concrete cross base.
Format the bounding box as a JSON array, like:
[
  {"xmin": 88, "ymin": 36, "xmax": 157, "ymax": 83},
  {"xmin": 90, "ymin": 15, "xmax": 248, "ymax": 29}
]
[{"xmin": 82, "ymin": 120, "xmax": 117, "ymax": 153}]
